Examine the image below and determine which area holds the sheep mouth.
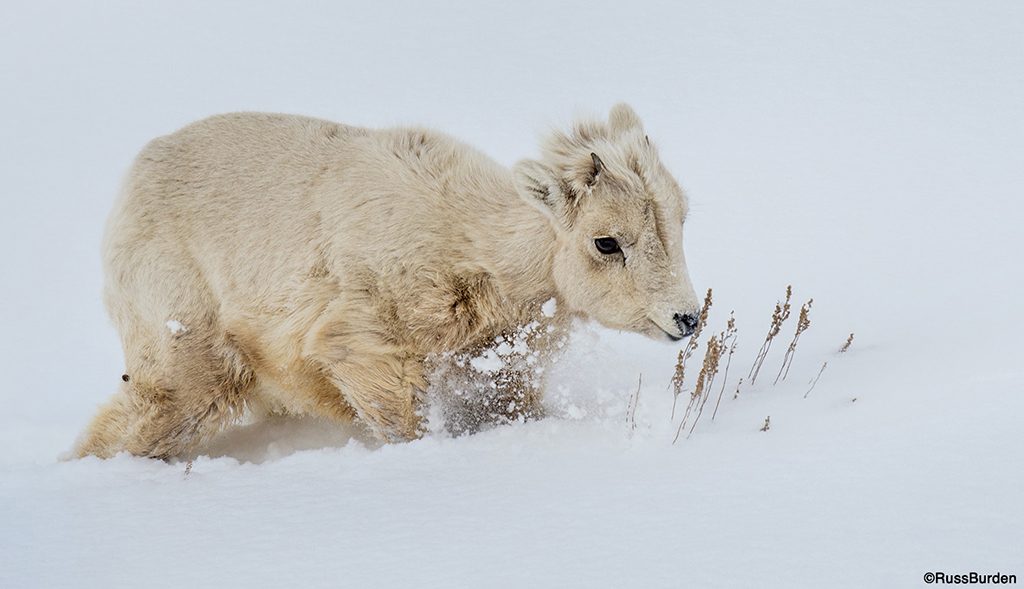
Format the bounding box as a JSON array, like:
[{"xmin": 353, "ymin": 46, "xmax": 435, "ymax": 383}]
[{"xmin": 647, "ymin": 319, "xmax": 684, "ymax": 342}]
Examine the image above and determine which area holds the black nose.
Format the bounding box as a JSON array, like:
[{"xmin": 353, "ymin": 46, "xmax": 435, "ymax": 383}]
[{"xmin": 673, "ymin": 312, "xmax": 699, "ymax": 337}]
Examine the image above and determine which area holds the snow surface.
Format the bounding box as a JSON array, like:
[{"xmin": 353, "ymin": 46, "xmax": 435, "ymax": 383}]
[
  {"xmin": 1, "ymin": 1, "xmax": 1022, "ymax": 587},
  {"xmin": 541, "ymin": 298, "xmax": 558, "ymax": 318},
  {"xmin": 467, "ymin": 349, "xmax": 505, "ymax": 374}
]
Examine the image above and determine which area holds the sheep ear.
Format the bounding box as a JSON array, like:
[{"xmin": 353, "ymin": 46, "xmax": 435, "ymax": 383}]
[
  {"xmin": 513, "ymin": 159, "xmax": 568, "ymax": 223},
  {"xmin": 588, "ymin": 152, "xmax": 604, "ymax": 186},
  {"xmin": 609, "ymin": 102, "xmax": 643, "ymax": 134}
]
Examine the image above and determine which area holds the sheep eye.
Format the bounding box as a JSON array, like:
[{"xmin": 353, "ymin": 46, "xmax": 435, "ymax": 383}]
[{"xmin": 594, "ymin": 237, "xmax": 621, "ymax": 255}]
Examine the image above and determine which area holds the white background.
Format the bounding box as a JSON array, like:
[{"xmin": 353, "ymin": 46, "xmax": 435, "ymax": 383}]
[{"xmin": 1, "ymin": 1, "xmax": 1021, "ymax": 587}]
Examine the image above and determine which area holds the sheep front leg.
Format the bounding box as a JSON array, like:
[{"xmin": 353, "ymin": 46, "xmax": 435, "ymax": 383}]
[
  {"xmin": 322, "ymin": 349, "xmax": 426, "ymax": 442},
  {"xmin": 306, "ymin": 299, "xmax": 427, "ymax": 442}
]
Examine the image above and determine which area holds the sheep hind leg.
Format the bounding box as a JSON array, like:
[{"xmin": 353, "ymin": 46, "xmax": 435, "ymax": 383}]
[{"xmin": 75, "ymin": 339, "xmax": 255, "ymax": 460}]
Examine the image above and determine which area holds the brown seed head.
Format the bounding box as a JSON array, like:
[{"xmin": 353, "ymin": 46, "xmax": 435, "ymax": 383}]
[{"xmin": 839, "ymin": 333, "xmax": 855, "ymax": 353}]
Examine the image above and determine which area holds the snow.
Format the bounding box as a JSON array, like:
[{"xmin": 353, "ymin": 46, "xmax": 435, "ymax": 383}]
[
  {"xmin": 1, "ymin": 1, "xmax": 1022, "ymax": 588},
  {"xmin": 468, "ymin": 349, "xmax": 504, "ymax": 373},
  {"xmin": 541, "ymin": 297, "xmax": 558, "ymax": 318},
  {"xmin": 165, "ymin": 320, "xmax": 187, "ymax": 335}
]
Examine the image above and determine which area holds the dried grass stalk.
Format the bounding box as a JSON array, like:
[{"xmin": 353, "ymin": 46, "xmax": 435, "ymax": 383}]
[
  {"xmin": 673, "ymin": 333, "xmax": 723, "ymax": 443},
  {"xmin": 748, "ymin": 285, "xmax": 792, "ymax": 384},
  {"xmin": 670, "ymin": 288, "xmax": 713, "ymax": 419},
  {"xmin": 760, "ymin": 416, "xmax": 771, "ymax": 432},
  {"xmin": 774, "ymin": 298, "xmax": 813, "ymax": 385},
  {"xmin": 839, "ymin": 333, "xmax": 855, "ymax": 353},
  {"xmin": 804, "ymin": 362, "xmax": 828, "ymax": 398},
  {"xmin": 711, "ymin": 312, "xmax": 737, "ymax": 421},
  {"xmin": 687, "ymin": 336, "xmax": 723, "ymax": 438},
  {"xmin": 626, "ymin": 374, "xmax": 642, "ymax": 432}
]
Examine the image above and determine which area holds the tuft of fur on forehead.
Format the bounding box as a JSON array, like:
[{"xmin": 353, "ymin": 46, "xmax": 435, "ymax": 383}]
[
  {"xmin": 512, "ymin": 103, "xmax": 685, "ymax": 230},
  {"xmin": 540, "ymin": 103, "xmax": 662, "ymax": 199}
]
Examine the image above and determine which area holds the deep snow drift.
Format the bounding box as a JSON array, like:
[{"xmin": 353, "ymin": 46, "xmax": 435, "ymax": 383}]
[{"xmin": 1, "ymin": 2, "xmax": 1022, "ymax": 587}]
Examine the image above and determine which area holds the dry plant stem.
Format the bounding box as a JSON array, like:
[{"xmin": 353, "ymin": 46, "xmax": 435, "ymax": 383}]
[
  {"xmin": 748, "ymin": 285, "xmax": 792, "ymax": 385},
  {"xmin": 686, "ymin": 340, "xmax": 717, "ymax": 424},
  {"xmin": 673, "ymin": 381, "xmax": 699, "ymax": 443},
  {"xmin": 670, "ymin": 288, "xmax": 713, "ymax": 419},
  {"xmin": 712, "ymin": 313, "xmax": 737, "ymax": 421},
  {"xmin": 804, "ymin": 362, "xmax": 828, "ymax": 398},
  {"xmin": 774, "ymin": 298, "xmax": 813, "ymax": 385},
  {"xmin": 674, "ymin": 332, "xmax": 723, "ymax": 443},
  {"xmin": 626, "ymin": 374, "xmax": 642, "ymax": 432},
  {"xmin": 703, "ymin": 334, "xmax": 725, "ymax": 400},
  {"xmin": 753, "ymin": 288, "xmax": 790, "ymax": 381},
  {"xmin": 760, "ymin": 416, "xmax": 771, "ymax": 432},
  {"xmin": 669, "ymin": 350, "xmax": 686, "ymax": 420},
  {"xmin": 839, "ymin": 333, "xmax": 855, "ymax": 353},
  {"xmin": 732, "ymin": 377, "xmax": 743, "ymax": 400},
  {"xmin": 675, "ymin": 379, "xmax": 700, "ymax": 443},
  {"xmin": 711, "ymin": 348, "xmax": 733, "ymax": 420},
  {"xmin": 674, "ymin": 338, "xmax": 711, "ymax": 444},
  {"xmin": 686, "ymin": 335, "xmax": 722, "ymax": 439}
]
